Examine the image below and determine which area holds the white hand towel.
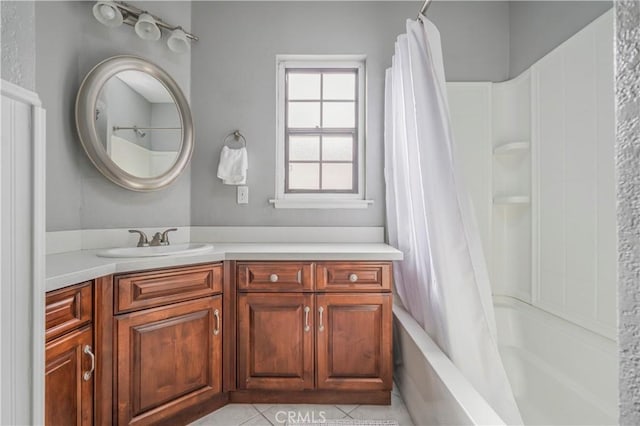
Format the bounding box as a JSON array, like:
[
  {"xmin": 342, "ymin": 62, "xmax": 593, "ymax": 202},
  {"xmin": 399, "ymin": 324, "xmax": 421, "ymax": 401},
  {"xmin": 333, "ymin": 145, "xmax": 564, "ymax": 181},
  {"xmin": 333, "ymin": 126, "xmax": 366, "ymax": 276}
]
[{"xmin": 217, "ymin": 146, "xmax": 248, "ymax": 185}]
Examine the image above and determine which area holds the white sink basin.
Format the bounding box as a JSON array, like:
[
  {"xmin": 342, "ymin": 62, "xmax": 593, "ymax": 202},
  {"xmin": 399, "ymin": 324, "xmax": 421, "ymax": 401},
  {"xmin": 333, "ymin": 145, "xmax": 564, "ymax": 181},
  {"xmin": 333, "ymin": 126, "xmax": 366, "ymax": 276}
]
[{"xmin": 97, "ymin": 243, "xmax": 213, "ymax": 258}]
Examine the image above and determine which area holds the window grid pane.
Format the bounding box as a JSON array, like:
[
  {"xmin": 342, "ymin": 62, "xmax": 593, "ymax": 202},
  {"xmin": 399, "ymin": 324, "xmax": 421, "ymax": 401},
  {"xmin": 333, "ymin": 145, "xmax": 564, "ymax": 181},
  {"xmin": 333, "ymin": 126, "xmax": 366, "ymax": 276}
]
[
  {"xmin": 285, "ymin": 68, "xmax": 358, "ymax": 194},
  {"xmin": 289, "ymin": 163, "xmax": 320, "ymax": 190},
  {"xmin": 289, "ymin": 135, "xmax": 320, "ymax": 161},
  {"xmin": 288, "ymin": 73, "xmax": 321, "ymax": 100}
]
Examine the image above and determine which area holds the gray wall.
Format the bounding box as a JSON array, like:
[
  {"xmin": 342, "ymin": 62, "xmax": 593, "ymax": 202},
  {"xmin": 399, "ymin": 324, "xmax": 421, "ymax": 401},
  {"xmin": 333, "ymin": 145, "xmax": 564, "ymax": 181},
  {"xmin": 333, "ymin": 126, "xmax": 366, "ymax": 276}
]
[
  {"xmin": 616, "ymin": 2, "xmax": 640, "ymax": 423},
  {"xmin": 34, "ymin": 0, "xmax": 614, "ymax": 230},
  {"xmin": 429, "ymin": 1, "xmax": 511, "ymax": 81},
  {"xmin": 509, "ymin": 1, "xmax": 613, "ymax": 78},
  {"xmin": 1, "ymin": 1, "xmax": 36, "ymax": 90},
  {"xmin": 189, "ymin": 1, "xmax": 510, "ymax": 227},
  {"xmin": 36, "ymin": 1, "xmax": 192, "ymax": 231}
]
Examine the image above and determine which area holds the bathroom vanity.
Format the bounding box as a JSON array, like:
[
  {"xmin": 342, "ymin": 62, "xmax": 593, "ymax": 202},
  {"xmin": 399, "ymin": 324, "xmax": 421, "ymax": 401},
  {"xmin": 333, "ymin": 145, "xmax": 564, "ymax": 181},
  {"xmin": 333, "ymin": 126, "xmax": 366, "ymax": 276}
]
[{"xmin": 44, "ymin": 244, "xmax": 401, "ymax": 425}]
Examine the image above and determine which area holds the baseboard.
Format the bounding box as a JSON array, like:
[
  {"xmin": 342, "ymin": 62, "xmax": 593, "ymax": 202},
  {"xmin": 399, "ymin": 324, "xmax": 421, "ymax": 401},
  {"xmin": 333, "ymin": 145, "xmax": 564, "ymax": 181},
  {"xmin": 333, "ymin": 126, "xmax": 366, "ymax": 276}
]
[{"xmin": 229, "ymin": 390, "xmax": 391, "ymax": 405}]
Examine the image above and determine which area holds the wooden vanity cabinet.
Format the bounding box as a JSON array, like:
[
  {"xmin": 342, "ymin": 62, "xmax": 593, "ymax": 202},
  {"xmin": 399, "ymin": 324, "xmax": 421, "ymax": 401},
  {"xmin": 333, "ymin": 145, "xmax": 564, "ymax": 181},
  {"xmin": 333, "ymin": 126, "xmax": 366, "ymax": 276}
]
[
  {"xmin": 46, "ymin": 258, "xmax": 394, "ymax": 425},
  {"xmin": 113, "ymin": 263, "xmax": 225, "ymax": 426},
  {"xmin": 235, "ymin": 261, "xmax": 393, "ymax": 402},
  {"xmin": 45, "ymin": 281, "xmax": 94, "ymax": 426}
]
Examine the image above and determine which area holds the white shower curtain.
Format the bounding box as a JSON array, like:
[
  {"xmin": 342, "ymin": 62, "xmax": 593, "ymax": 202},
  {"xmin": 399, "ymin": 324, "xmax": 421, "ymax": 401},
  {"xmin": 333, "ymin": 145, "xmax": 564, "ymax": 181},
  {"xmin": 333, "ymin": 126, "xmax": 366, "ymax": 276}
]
[{"xmin": 384, "ymin": 17, "xmax": 523, "ymax": 425}]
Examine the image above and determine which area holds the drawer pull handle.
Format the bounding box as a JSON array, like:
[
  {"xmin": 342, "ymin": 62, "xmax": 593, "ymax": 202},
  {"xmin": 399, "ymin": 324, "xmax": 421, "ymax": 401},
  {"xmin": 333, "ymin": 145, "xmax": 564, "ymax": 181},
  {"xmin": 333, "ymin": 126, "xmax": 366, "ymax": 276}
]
[
  {"xmin": 83, "ymin": 345, "xmax": 95, "ymax": 381},
  {"xmin": 269, "ymin": 274, "xmax": 279, "ymax": 283},
  {"xmin": 304, "ymin": 306, "xmax": 310, "ymax": 332},
  {"xmin": 349, "ymin": 273, "xmax": 359, "ymax": 282},
  {"xmin": 318, "ymin": 307, "xmax": 325, "ymax": 332},
  {"xmin": 213, "ymin": 309, "xmax": 221, "ymax": 336}
]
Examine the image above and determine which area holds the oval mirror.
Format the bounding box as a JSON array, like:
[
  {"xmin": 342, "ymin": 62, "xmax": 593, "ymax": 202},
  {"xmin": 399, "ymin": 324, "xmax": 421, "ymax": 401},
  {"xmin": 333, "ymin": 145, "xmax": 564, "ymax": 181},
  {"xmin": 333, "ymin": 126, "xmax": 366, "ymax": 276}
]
[{"xmin": 75, "ymin": 55, "xmax": 193, "ymax": 191}]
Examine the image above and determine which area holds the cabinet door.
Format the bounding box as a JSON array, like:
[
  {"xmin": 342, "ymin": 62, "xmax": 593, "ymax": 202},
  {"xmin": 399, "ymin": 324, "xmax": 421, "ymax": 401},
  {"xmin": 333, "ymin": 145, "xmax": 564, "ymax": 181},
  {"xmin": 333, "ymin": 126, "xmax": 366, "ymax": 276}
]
[
  {"xmin": 45, "ymin": 326, "xmax": 93, "ymax": 426},
  {"xmin": 316, "ymin": 293, "xmax": 392, "ymax": 391},
  {"xmin": 116, "ymin": 296, "xmax": 222, "ymax": 425},
  {"xmin": 238, "ymin": 293, "xmax": 314, "ymax": 390}
]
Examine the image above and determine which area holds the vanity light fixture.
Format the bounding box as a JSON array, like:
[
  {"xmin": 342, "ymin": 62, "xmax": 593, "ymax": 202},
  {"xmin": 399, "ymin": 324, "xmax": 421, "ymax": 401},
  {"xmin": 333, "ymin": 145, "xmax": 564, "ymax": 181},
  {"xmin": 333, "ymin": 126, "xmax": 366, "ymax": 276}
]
[{"xmin": 91, "ymin": 1, "xmax": 198, "ymax": 52}]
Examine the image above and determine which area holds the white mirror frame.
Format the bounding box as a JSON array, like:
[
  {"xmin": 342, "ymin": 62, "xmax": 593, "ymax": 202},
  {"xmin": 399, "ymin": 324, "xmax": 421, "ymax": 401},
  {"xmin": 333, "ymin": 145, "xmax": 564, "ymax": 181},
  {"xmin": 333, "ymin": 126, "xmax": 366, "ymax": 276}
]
[{"xmin": 75, "ymin": 55, "xmax": 193, "ymax": 191}]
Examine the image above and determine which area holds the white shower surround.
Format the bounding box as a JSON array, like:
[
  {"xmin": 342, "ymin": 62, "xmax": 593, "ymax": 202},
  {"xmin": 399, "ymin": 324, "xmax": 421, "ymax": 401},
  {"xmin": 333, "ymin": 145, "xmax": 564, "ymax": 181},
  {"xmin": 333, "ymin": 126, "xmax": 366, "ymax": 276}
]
[
  {"xmin": 394, "ymin": 8, "xmax": 618, "ymax": 426},
  {"xmin": 449, "ymin": 10, "xmax": 616, "ymax": 340}
]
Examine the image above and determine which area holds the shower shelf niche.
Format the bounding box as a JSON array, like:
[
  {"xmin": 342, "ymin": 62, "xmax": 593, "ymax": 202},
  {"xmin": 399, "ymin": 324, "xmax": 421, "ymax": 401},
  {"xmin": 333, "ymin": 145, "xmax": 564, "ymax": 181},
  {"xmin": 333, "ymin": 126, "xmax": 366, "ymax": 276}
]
[
  {"xmin": 491, "ymin": 69, "xmax": 532, "ymax": 303},
  {"xmin": 493, "ymin": 141, "xmax": 530, "ymax": 155}
]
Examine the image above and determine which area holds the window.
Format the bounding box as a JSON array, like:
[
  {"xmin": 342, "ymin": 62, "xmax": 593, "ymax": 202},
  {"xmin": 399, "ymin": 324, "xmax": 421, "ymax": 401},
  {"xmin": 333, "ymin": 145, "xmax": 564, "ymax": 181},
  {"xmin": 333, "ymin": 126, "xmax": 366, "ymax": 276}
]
[{"xmin": 272, "ymin": 56, "xmax": 372, "ymax": 209}]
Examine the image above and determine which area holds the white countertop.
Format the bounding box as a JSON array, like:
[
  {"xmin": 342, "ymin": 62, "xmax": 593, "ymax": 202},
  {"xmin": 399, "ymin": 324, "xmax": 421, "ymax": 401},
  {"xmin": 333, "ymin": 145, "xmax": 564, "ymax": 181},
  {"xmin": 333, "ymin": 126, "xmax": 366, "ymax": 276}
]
[{"xmin": 46, "ymin": 243, "xmax": 403, "ymax": 292}]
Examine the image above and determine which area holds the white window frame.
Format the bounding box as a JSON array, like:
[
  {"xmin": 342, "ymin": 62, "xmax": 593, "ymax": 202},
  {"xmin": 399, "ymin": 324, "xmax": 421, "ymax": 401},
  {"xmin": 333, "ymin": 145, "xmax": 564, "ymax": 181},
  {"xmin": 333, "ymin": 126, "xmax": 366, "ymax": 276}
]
[{"xmin": 270, "ymin": 55, "xmax": 373, "ymax": 209}]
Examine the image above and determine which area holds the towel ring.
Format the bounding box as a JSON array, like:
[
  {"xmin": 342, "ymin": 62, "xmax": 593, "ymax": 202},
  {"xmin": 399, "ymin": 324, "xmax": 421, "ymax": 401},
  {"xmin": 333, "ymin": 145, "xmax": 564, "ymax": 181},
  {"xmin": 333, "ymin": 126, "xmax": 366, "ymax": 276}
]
[{"xmin": 223, "ymin": 130, "xmax": 247, "ymax": 148}]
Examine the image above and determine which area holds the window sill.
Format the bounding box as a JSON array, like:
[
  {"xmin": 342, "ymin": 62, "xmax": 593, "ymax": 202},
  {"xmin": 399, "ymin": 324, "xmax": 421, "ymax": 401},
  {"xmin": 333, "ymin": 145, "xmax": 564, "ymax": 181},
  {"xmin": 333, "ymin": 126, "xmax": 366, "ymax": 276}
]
[{"xmin": 269, "ymin": 198, "xmax": 374, "ymax": 209}]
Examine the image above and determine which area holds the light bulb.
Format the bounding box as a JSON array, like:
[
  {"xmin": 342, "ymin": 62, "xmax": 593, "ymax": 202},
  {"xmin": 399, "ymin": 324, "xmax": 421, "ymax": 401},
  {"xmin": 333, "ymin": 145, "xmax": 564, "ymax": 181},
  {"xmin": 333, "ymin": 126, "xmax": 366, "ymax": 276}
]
[
  {"xmin": 167, "ymin": 28, "xmax": 189, "ymax": 53},
  {"xmin": 134, "ymin": 13, "xmax": 161, "ymax": 41},
  {"xmin": 100, "ymin": 4, "xmax": 115, "ymax": 20}
]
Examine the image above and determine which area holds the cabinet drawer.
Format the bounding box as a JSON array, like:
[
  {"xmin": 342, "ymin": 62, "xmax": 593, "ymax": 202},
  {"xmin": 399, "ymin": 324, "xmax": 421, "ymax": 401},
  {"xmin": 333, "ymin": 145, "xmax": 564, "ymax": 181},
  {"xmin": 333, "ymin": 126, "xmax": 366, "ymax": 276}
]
[
  {"xmin": 316, "ymin": 262, "xmax": 392, "ymax": 292},
  {"xmin": 237, "ymin": 262, "xmax": 313, "ymax": 292},
  {"xmin": 46, "ymin": 282, "xmax": 93, "ymax": 342},
  {"xmin": 115, "ymin": 263, "xmax": 222, "ymax": 314}
]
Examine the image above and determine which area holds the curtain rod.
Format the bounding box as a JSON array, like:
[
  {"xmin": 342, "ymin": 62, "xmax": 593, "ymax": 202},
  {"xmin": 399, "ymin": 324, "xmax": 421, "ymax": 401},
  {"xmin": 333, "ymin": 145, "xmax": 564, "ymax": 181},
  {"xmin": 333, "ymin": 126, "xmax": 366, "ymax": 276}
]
[
  {"xmin": 418, "ymin": 0, "xmax": 433, "ymax": 18},
  {"xmin": 113, "ymin": 126, "xmax": 181, "ymax": 131}
]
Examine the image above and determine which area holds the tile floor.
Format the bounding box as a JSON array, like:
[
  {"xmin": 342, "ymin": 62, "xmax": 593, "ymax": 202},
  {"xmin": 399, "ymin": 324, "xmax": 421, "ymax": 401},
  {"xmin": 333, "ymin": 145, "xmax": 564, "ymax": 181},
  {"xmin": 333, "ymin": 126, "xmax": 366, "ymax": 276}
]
[{"xmin": 190, "ymin": 384, "xmax": 414, "ymax": 426}]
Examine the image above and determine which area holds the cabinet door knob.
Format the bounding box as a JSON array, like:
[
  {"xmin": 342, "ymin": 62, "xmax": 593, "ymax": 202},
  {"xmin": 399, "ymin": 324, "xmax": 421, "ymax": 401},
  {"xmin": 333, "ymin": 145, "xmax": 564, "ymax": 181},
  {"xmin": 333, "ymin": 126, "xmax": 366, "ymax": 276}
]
[
  {"xmin": 213, "ymin": 309, "xmax": 221, "ymax": 336},
  {"xmin": 269, "ymin": 274, "xmax": 279, "ymax": 283},
  {"xmin": 349, "ymin": 273, "xmax": 359, "ymax": 282},
  {"xmin": 83, "ymin": 345, "xmax": 95, "ymax": 381}
]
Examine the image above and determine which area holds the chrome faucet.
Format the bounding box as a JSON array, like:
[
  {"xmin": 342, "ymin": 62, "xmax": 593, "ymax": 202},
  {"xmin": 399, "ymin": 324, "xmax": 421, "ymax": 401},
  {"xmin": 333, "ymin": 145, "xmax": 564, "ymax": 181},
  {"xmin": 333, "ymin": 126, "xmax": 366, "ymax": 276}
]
[
  {"xmin": 129, "ymin": 228, "xmax": 177, "ymax": 247},
  {"xmin": 129, "ymin": 229, "xmax": 149, "ymax": 247},
  {"xmin": 149, "ymin": 228, "xmax": 178, "ymax": 246}
]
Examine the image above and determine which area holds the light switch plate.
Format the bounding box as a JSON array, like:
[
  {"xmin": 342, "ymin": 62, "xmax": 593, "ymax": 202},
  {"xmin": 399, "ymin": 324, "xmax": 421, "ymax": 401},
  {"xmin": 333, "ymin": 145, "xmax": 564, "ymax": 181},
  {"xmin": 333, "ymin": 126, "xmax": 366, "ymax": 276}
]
[{"xmin": 237, "ymin": 185, "xmax": 249, "ymax": 204}]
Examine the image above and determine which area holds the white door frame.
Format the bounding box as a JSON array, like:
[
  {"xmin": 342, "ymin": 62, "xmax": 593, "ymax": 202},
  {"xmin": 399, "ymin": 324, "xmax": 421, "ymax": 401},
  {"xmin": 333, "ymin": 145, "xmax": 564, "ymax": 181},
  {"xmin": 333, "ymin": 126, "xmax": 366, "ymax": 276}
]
[{"xmin": 1, "ymin": 79, "xmax": 46, "ymax": 425}]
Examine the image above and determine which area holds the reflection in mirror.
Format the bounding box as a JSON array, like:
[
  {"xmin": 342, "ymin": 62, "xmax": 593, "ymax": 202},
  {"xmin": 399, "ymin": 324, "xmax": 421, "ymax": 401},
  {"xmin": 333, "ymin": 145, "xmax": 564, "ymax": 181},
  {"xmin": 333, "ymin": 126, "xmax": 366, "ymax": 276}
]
[{"xmin": 97, "ymin": 70, "xmax": 181, "ymax": 178}]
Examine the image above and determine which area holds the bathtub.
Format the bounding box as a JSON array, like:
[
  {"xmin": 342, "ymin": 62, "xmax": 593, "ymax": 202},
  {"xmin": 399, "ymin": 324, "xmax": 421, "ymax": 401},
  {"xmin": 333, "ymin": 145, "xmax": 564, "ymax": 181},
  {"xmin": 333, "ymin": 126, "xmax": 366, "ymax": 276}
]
[
  {"xmin": 393, "ymin": 305, "xmax": 505, "ymax": 425},
  {"xmin": 393, "ymin": 297, "xmax": 618, "ymax": 425},
  {"xmin": 494, "ymin": 296, "xmax": 617, "ymax": 425}
]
